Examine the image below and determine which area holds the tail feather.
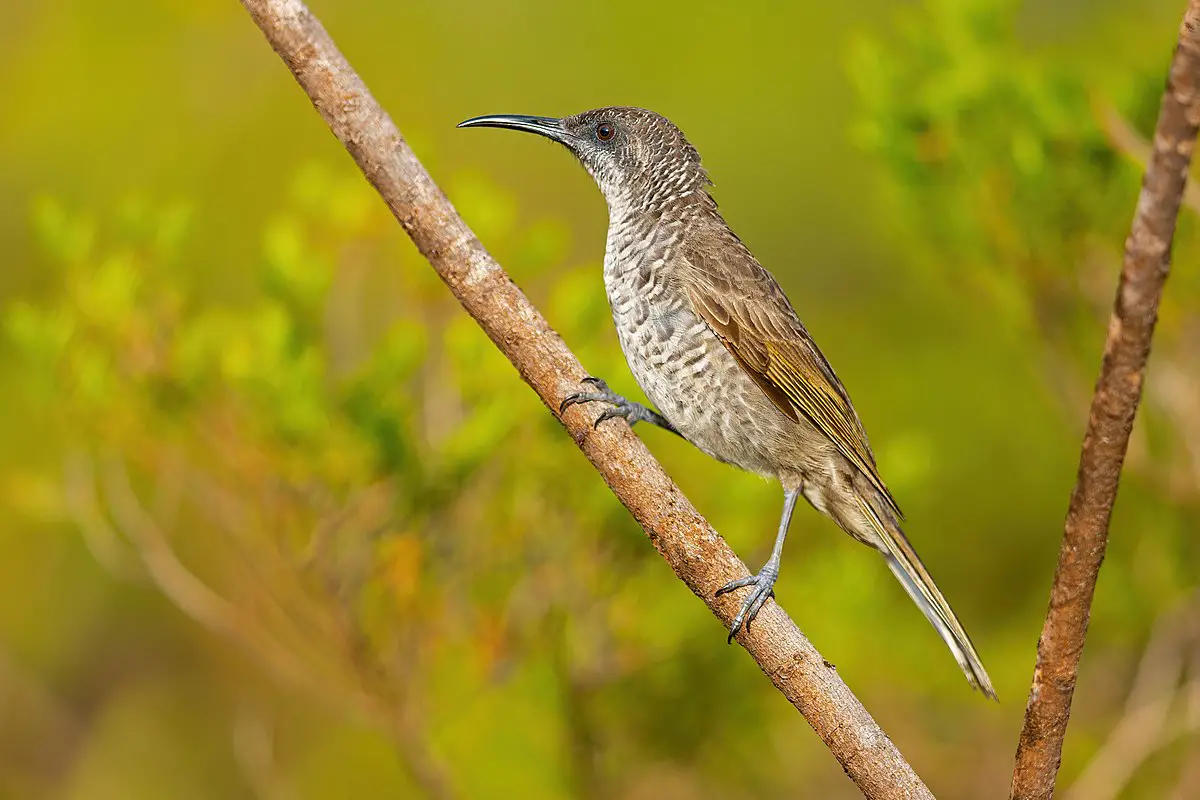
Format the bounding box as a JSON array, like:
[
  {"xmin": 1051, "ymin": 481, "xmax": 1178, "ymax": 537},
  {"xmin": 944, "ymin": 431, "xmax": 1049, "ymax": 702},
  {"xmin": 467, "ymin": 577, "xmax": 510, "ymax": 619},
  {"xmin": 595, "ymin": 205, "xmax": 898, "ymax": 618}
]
[{"xmin": 854, "ymin": 494, "xmax": 998, "ymax": 700}]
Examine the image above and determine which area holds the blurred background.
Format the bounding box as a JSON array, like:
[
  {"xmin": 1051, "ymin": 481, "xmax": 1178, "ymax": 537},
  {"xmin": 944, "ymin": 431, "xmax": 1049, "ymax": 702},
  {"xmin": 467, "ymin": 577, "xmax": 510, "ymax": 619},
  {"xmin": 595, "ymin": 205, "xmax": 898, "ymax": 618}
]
[{"xmin": 3, "ymin": 0, "xmax": 1200, "ymax": 797}]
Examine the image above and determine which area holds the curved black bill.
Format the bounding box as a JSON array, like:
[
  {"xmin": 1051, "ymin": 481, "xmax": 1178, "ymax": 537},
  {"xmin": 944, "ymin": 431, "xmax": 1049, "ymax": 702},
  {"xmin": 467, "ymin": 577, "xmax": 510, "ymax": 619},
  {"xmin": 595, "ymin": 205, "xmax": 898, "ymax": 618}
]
[{"xmin": 456, "ymin": 114, "xmax": 569, "ymax": 144}]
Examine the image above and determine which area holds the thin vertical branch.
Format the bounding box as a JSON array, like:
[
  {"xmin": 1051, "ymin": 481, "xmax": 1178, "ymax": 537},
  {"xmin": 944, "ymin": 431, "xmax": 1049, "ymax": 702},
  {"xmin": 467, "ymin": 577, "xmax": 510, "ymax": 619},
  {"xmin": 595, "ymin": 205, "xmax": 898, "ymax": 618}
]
[
  {"xmin": 238, "ymin": 0, "xmax": 932, "ymax": 796},
  {"xmin": 1010, "ymin": 4, "xmax": 1200, "ymax": 798}
]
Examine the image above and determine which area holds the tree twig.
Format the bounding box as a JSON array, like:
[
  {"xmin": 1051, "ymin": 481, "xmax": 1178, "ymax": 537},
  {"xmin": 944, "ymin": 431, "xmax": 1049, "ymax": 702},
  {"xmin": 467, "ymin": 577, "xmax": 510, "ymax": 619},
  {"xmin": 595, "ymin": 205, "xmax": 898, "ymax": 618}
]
[
  {"xmin": 1094, "ymin": 100, "xmax": 1200, "ymax": 215},
  {"xmin": 1010, "ymin": 4, "xmax": 1200, "ymax": 798},
  {"xmin": 1063, "ymin": 593, "xmax": 1200, "ymax": 800},
  {"xmin": 238, "ymin": 0, "xmax": 932, "ymax": 796}
]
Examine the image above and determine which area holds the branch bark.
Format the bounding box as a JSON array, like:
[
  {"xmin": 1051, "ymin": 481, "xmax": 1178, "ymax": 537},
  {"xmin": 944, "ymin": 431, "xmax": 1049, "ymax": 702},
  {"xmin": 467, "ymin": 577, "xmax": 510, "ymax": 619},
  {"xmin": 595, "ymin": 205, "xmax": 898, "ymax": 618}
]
[
  {"xmin": 239, "ymin": 0, "xmax": 931, "ymax": 796},
  {"xmin": 1010, "ymin": 4, "xmax": 1200, "ymax": 798}
]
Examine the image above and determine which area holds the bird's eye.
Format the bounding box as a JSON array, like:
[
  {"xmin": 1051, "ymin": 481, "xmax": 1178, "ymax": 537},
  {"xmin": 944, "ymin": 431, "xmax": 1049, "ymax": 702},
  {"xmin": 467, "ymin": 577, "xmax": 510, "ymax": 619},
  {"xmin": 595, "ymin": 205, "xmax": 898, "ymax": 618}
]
[{"xmin": 596, "ymin": 122, "xmax": 615, "ymax": 142}]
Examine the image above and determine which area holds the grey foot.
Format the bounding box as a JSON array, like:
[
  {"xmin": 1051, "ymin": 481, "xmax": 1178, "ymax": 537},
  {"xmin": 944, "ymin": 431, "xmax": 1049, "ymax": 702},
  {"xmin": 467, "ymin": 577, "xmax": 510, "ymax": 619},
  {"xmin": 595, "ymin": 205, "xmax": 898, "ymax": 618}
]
[
  {"xmin": 559, "ymin": 377, "xmax": 678, "ymax": 434},
  {"xmin": 715, "ymin": 561, "xmax": 780, "ymax": 643}
]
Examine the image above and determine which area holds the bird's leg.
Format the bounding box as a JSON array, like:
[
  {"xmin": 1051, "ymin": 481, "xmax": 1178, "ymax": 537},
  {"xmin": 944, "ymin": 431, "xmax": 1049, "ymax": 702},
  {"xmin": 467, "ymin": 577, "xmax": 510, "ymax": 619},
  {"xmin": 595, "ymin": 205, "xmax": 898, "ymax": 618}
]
[
  {"xmin": 559, "ymin": 377, "xmax": 680, "ymax": 436},
  {"xmin": 716, "ymin": 486, "xmax": 801, "ymax": 642}
]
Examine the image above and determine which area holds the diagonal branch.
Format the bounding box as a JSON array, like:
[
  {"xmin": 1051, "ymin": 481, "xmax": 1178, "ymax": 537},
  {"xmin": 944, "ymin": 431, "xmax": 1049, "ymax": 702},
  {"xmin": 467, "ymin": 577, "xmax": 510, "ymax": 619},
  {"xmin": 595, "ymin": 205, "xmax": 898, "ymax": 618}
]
[
  {"xmin": 1010, "ymin": 3, "xmax": 1200, "ymax": 798},
  {"xmin": 239, "ymin": 0, "xmax": 931, "ymax": 796}
]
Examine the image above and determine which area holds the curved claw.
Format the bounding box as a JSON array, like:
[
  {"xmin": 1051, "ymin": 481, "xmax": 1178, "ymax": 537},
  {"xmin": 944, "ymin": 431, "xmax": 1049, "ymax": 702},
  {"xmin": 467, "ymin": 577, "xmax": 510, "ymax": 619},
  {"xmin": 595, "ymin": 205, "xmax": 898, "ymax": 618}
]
[
  {"xmin": 593, "ymin": 406, "xmax": 624, "ymax": 429},
  {"xmin": 559, "ymin": 377, "xmax": 607, "ymax": 413},
  {"xmin": 558, "ymin": 377, "xmax": 678, "ymax": 437},
  {"xmin": 716, "ymin": 567, "xmax": 778, "ymax": 643},
  {"xmin": 743, "ymin": 588, "xmax": 774, "ymax": 631},
  {"xmin": 715, "ymin": 574, "xmax": 758, "ymax": 597}
]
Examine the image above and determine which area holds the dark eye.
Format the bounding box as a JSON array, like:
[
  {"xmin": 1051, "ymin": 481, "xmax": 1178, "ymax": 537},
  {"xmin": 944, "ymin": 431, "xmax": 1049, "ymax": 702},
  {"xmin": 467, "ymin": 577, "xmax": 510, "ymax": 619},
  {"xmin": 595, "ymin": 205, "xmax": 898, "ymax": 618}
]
[{"xmin": 596, "ymin": 122, "xmax": 615, "ymax": 142}]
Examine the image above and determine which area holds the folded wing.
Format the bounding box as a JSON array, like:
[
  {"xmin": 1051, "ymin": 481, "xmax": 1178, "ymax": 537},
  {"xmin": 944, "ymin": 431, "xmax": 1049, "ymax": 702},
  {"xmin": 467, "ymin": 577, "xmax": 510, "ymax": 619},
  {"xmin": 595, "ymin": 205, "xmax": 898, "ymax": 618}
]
[{"xmin": 682, "ymin": 238, "xmax": 903, "ymax": 520}]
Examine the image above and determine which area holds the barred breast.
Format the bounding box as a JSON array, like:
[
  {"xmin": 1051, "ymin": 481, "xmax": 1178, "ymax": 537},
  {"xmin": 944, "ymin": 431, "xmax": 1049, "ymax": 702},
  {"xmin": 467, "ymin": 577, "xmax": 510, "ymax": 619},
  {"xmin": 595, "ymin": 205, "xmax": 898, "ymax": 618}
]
[{"xmin": 602, "ymin": 216, "xmax": 805, "ymax": 479}]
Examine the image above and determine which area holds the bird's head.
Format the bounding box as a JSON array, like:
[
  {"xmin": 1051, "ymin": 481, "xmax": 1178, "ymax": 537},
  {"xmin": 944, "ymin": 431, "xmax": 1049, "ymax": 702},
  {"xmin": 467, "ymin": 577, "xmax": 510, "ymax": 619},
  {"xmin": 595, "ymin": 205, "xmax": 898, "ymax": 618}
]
[{"xmin": 458, "ymin": 106, "xmax": 711, "ymax": 215}]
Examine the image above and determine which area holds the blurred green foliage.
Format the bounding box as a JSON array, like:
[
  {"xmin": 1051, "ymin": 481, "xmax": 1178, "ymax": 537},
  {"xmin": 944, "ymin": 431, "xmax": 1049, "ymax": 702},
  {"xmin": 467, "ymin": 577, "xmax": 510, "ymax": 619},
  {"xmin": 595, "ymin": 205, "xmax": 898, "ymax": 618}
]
[{"xmin": 1, "ymin": 0, "xmax": 1198, "ymax": 798}]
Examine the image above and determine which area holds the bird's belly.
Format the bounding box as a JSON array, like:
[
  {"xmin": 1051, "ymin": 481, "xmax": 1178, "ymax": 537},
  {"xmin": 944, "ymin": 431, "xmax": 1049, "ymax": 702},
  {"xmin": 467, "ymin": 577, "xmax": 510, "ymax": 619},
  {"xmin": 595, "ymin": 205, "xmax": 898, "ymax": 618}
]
[{"xmin": 612, "ymin": 300, "xmax": 806, "ymax": 478}]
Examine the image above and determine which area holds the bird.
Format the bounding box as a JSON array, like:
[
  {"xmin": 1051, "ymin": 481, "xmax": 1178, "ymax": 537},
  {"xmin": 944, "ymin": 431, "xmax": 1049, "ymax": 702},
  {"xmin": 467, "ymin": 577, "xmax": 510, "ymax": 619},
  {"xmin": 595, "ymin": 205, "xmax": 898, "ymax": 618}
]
[{"xmin": 458, "ymin": 107, "xmax": 996, "ymax": 699}]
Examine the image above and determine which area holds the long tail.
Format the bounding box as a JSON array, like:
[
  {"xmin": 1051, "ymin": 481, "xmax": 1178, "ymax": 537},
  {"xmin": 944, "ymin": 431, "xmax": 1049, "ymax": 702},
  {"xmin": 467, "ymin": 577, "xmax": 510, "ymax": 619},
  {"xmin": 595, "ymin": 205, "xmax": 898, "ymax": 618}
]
[{"xmin": 854, "ymin": 493, "xmax": 998, "ymax": 700}]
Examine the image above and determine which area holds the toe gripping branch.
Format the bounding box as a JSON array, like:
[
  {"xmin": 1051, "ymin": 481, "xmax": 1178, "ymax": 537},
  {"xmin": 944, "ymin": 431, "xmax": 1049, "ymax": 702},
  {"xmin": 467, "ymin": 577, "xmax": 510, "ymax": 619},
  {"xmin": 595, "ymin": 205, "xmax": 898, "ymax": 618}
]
[
  {"xmin": 560, "ymin": 377, "xmax": 680, "ymax": 435},
  {"xmin": 715, "ymin": 561, "xmax": 780, "ymax": 643}
]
